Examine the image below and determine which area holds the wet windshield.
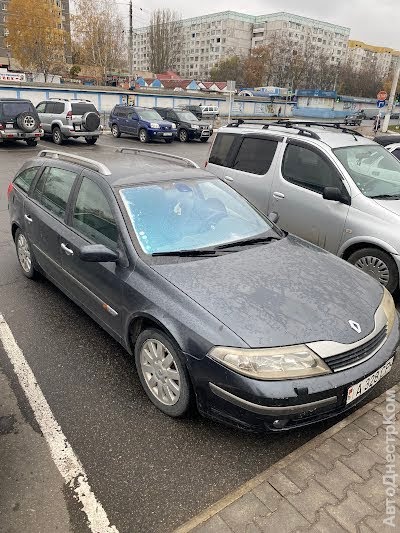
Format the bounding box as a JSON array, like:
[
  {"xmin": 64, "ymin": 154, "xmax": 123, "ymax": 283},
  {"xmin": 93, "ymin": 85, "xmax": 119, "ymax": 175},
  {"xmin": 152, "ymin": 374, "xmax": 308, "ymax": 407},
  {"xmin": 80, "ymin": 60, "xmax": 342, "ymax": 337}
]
[
  {"xmin": 334, "ymin": 144, "xmax": 400, "ymax": 198},
  {"xmin": 139, "ymin": 109, "xmax": 163, "ymax": 121},
  {"xmin": 120, "ymin": 179, "xmax": 277, "ymax": 254}
]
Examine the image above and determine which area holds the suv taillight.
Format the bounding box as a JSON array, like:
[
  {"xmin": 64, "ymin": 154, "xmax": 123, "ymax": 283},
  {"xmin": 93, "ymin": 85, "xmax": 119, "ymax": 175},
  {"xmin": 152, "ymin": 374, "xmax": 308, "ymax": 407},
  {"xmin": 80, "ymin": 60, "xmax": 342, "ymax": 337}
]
[
  {"xmin": 0, "ymin": 123, "xmax": 4, "ymax": 130},
  {"xmin": 7, "ymin": 182, "xmax": 13, "ymax": 198},
  {"xmin": 66, "ymin": 110, "xmax": 72, "ymax": 120}
]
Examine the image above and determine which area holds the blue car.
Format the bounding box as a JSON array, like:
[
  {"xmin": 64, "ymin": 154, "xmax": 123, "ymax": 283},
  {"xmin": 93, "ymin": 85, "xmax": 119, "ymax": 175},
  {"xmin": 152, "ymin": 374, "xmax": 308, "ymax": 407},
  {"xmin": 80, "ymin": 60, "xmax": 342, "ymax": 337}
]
[{"xmin": 108, "ymin": 105, "xmax": 177, "ymax": 143}]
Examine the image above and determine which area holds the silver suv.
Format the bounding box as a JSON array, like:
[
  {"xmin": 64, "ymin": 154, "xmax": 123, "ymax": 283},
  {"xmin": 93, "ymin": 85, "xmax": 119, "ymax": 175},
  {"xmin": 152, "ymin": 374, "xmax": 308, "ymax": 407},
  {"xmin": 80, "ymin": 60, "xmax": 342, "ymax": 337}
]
[
  {"xmin": 36, "ymin": 98, "xmax": 102, "ymax": 145},
  {"xmin": 206, "ymin": 120, "xmax": 400, "ymax": 293}
]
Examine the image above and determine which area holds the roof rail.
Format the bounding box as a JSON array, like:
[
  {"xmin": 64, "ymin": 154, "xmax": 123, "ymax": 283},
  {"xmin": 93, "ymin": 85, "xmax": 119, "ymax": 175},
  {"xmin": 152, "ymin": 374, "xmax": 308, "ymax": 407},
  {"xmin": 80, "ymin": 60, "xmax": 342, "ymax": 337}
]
[
  {"xmin": 115, "ymin": 147, "xmax": 199, "ymax": 168},
  {"xmin": 37, "ymin": 150, "xmax": 112, "ymax": 175},
  {"xmin": 225, "ymin": 119, "xmax": 321, "ymax": 140},
  {"xmin": 48, "ymin": 97, "xmax": 70, "ymax": 101},
  {"xmin": 273, "ymin": 120, "xmax": 365, "ymax": 137}
]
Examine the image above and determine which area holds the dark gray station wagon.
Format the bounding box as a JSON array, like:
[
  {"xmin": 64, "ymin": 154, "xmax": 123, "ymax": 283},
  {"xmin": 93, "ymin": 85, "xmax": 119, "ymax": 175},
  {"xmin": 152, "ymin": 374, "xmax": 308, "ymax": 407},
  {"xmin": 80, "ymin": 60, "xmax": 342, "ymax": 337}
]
[{"xmin": 7, "ymin": 148, "xmax": 399, "ymax": 432}]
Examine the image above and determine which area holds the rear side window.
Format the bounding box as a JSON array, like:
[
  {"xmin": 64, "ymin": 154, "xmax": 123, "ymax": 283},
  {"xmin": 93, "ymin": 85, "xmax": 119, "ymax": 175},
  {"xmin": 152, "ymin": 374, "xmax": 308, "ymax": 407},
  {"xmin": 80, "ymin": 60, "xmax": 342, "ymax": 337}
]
[
  {"xmin": 1, "ymin": 102, "xmax": 35, "ymax": 120},
  {"xmin": 71, "ymin": 103, "xmax": 98, "ymax": 115},
  {"xmin": 233, "ymin": 137, "xmax": 278, "ymax": 175},
  {"xmin": 13, "ymin": 167, "xmax": 39, "ymax": 194},
  {"xmin": 33, "ymin": 167, "xmax": 77, "ymax": 218},
  {"xmin": 53, "ymin": 102, "xmax": 64, "ymax": 114},
  {"xmin": 209, "ymin": 133, "xmax": 237, "ymax": 167},
  {"xmin": 72, "ymin": 177, "xmax": 118, "ymax": 249}
]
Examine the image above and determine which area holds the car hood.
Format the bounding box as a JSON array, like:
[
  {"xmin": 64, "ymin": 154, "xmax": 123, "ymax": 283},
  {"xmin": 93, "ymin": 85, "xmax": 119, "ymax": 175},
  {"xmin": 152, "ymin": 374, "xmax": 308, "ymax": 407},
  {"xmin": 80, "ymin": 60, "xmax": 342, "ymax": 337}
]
[
  {"xmin": 373, "ymin": 198, "xmax": 400, "ymax": 216},
  {"xmin": 145, "ymin": 120, "xmax": 174, "ymax": 127},
  {"xmin": 152, "ymin": 236, "xmax": 383, "ymax": 348}
]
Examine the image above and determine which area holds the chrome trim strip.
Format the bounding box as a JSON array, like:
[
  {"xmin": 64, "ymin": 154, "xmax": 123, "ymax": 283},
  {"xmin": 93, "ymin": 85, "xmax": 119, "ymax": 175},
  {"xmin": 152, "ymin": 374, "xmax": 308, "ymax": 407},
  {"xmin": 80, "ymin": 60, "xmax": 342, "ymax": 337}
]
[
  {"xmin": 209, "ymin": 383, "xmax": 337, "ymax": 416},
  {"xmin": 32, "ymin": 244, "xmax": 118, "ymax": 317}
]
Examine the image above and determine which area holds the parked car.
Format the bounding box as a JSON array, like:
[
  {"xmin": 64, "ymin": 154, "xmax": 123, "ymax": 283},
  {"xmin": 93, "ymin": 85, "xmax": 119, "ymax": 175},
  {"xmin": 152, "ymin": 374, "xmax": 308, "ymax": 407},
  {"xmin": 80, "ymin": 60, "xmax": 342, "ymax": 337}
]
[
  {"xmin": 0, "ymin": 98, "xmax": 43, "ymax": 147},
  {"xmin": 384, "ymin": 143, "xmax": 400, "ymax": 161},
  {"xmin": 206, "ymin": 120, "xmax": 400, "ymax": 293},
  {"xmin": 36, "ymin": 98, "xmax": 102, "ymax": 145},
  {"xmin": 154, "ymin": 107, "xmax": 213, "ymax": 142},
  {"xmin": 374, "ymin": 134, "xmax": 400, "ymax": 147},
  {"xmin": 109, "ymin": 105, "xmax": 176, "ymax": 143},
  {"xmin": 344, "ymin": 112, "xmax": 363, "ymax": 126},
  {"xmin": 200, "ymin": 105, "xmax": 219, "ymax": 118},
  {"xmin": 181, "ymin": 105, "xmax": 203, "ymax": 119},
  {"xmin": 8, "ymin": 148, "xmax": 398, "ymax": 432}
]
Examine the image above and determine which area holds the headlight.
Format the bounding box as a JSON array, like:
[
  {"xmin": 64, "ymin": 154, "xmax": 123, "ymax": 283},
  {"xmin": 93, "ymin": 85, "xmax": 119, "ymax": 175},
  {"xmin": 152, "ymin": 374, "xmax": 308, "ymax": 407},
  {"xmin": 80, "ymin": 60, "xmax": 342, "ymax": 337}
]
[
  {"xmin": 150, "ymin": 123, "xmax": 160, "ymax": 129},
  {"xmin": 171, "ymin": 123, "xmax": 177, "ymax": 129},
  {"xmin": 191, "ymin": 124, "xmax": 200, "ymax": 129},
  {"xmin": 209, "ymin": 345, "xmax": 331, "ymax": 380},
  {"xmin": 382, "ymin": 287, "xmax": 396, "ymax": 333}
]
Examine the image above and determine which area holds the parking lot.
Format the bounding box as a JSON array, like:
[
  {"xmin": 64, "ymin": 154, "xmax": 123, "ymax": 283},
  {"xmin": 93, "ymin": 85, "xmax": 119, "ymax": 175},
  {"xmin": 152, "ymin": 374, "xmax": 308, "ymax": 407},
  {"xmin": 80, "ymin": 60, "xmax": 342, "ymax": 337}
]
[{"xmin": 1, "ymin": 133, "xmax": 399, "ymax": 533}]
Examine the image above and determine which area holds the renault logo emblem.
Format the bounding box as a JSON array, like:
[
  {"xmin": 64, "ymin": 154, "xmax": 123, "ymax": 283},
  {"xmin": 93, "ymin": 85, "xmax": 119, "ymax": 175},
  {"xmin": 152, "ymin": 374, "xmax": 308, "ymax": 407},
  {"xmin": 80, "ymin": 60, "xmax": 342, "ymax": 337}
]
[{"xmin": 349, "ymin": 320, "xmax": 362, "ymax": 334}]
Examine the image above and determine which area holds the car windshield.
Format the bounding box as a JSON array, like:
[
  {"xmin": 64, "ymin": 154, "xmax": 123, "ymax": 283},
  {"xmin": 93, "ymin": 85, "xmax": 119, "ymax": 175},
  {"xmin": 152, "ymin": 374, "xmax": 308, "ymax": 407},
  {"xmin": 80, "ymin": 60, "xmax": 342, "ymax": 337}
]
[
  {"xmin": 120, "ymin": 179, "xmax": 277, "ymax": 254},
  {"xmin": 334, "ymin": 144, "xmax": 400, "ymax": 198},
  {"xmin": 139, "ymin": 109, "xmax": 163, "ymax": 121},
  {"xmin": 1, "ymin": 102, "xmax": 35, "ymax": 120},
  {"xmin": 176, "ymin": 111, "xmax": 198, "ymax": 122}
]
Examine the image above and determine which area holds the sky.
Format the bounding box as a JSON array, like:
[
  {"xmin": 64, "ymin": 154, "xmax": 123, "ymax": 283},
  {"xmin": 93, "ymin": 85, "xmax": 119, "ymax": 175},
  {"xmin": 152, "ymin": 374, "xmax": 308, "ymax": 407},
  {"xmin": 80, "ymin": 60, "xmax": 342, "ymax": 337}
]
[{"xmin": 122, "ymin": 0, "xmax": 399, "ymax": 49}]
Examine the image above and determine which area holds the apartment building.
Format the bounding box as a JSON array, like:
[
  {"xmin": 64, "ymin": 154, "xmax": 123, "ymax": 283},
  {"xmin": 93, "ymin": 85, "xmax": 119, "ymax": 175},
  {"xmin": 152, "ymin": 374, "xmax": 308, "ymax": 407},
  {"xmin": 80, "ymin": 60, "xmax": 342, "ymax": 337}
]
[
  {"xmin": 0, "ymin": 0, "xmax": 71, "ymax": 69},
  {"xmin": 347, "ymin": 40, "xmax": 400, "ymax": 78},
  {"xmin": 132, "ymin": 10, "xmax": 350, "ymax": 78}
]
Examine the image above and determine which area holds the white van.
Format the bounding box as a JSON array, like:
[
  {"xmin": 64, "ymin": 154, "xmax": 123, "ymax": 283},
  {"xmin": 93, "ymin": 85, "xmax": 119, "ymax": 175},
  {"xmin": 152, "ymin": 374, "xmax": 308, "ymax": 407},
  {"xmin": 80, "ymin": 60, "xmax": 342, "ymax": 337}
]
[{"xmin": 201, "ymin": 105, "xmax": 219, "ymax": 118}]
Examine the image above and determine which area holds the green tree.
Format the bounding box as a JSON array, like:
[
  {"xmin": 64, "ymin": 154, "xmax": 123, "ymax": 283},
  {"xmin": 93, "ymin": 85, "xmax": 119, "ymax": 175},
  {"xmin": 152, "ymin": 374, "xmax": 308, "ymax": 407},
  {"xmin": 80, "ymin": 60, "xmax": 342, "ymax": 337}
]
[{"xmin": 210, "ymin": 56, "xmax": 243, "ymax": 84}]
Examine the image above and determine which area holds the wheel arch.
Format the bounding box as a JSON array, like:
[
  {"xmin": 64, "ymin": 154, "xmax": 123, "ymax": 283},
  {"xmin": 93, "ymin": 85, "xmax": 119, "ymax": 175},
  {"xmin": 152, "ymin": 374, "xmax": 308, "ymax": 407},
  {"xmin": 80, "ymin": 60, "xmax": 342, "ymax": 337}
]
[
  {"xmin": 126, "ymin": 312, "xmax": 182, "ymax": 356},
  {"xmin": 11, "ymin": 222, "xmax": 20, "ymax": 241},
  {"xmin": 339, "ymin": 237, "xmax": 399, "ymax": 260}
]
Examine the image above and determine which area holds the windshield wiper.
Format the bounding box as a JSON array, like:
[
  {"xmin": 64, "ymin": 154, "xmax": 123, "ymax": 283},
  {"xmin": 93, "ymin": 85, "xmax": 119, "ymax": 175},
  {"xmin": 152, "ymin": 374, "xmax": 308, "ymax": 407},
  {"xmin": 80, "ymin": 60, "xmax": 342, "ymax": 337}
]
[
  {"xmin": 371, "ymin": 194, "xmax": 400, "ymax": 200},
  {"xmin": 152, "ymin": 249, "xmax": 217, "ymax": 257},
  {"xmin": 216, "ymin": 235, "xmax": 280, "ymax": 249}
]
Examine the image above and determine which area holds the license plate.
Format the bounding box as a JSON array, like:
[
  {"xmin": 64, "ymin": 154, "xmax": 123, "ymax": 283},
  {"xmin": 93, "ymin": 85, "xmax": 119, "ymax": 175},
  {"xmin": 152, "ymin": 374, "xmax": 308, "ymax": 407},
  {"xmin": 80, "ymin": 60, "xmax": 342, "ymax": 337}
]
[
  {"xmin": 201, "ymin": 132, "xmax": 210, "ymax": 137},
  {"xmin": 6, "ymin": 124, "xmax": 13, "ymax": 129},
  {"xmin": 163, "ymin": 132, "xmax": 173, "ymax": 136},
  {"xmin": 346, "ymin": 357, "xmax": 394, "ymax": 405}
]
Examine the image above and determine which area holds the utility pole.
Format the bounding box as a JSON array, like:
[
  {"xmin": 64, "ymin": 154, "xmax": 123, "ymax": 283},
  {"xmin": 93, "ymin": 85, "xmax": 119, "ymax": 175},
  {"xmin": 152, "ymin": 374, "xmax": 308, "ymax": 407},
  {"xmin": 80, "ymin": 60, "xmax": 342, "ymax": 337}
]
[
  {"xmin": 382, "ymin": 56, "xmax": 400, "ymax": 133},
  {"xmin": 128, "ymin": 0, "xmax": 133, "ymax": 90}
]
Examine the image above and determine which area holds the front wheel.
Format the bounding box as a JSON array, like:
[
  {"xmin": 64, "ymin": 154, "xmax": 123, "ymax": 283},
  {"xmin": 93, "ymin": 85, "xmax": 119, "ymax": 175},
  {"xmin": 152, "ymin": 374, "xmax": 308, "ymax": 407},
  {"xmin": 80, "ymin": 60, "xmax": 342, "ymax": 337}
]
[
  {"xmin": 135, "ymin": 329, "xmax": 192, "ymax": 417},
  {"xmin": 178, "ymin": 129, "xmax": 189, "ymax": 142},
  {"xmin": 347, "ymin": 247, "xmax": 398, "ymax": 293},
  {"xmin": 139, "ymin": 128, "xmax": 149, "ymax": 143},
  {"xmin": 85, "ymin": 137, "xmax": 98, "ymax": 145},
  {"xmin": 15, "ymin": 229, "xmax": 37, "ymax": 279},
  {"xmin": 26, "ymin": 139, "xmax": 38, "ymax": 147}
]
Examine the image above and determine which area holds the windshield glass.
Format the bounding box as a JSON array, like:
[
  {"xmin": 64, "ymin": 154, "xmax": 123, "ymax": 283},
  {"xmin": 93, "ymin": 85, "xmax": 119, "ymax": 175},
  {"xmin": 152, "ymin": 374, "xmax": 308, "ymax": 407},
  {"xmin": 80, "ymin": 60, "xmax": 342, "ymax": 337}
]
[
  {"xmin": 120, "ymin": 179, "xmax": 276, "ymax": 254},
  {"xmin": 334, "ymin": 144, "xmax": 400, "ymax": 198},
  {"xmin": 139, "ymin": 109, "xmax": 163, "ymax": 121},
  {"xmin": 176, "ymin": 111, "xmax": 198, "ymax": 122}
]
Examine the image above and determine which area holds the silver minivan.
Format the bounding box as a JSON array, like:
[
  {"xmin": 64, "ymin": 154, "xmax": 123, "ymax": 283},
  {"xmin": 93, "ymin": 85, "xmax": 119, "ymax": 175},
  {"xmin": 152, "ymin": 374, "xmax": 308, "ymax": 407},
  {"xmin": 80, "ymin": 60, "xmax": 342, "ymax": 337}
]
[{"xmin": 206, "ymin": 121, "xmax": 400, "ymax": 293}]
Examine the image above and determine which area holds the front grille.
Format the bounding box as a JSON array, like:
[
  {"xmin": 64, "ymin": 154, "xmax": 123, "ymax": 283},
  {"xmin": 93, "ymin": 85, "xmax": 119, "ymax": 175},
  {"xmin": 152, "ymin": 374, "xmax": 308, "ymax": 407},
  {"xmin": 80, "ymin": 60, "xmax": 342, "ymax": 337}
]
[
  {"xmin": 325, "ymin": 326, "xmax": 387, "ymax": 372},
  {"xmin": 161, "ymin": 125, "xmax": 171, "ymax": 130}
]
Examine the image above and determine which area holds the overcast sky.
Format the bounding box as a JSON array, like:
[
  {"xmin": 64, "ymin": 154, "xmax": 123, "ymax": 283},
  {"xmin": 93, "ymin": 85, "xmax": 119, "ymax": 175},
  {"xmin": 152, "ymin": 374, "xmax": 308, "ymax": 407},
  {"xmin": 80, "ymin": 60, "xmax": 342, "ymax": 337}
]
[{"xmin": 126, "ymin": 0, "xmax": 399, "ymax": 49}]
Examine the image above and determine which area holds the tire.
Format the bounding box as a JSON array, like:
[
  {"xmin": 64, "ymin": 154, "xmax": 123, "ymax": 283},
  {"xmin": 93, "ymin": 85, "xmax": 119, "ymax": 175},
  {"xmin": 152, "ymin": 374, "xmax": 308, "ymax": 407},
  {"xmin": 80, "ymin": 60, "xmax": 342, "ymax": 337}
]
[
  {"xmin": 200, "ymin": 137, "xmax": 209, "ymax": 143},
  {"xmin": 85, "ymin": 137, "xmax": 98, "ymax": 145},
  {"xmin": 347, "ymin": 247, "xmax": 398, "ymax": 294},
  {"xmin": 134, "ymin": 328, "xmax": 192, "ymax": 417},
  {"xmin": 178, "ymin": 129, "xmax": 189, "ymax": 142},
  {"xmin": 52, "ymin": 126, "xmax": 64, "ymax": 145},
  {"xmin": 164, "ymin": 138, "xmax": 174, "ymax": 144},
  {"xmin": 111, "ymin": 124, "xmax": 121, "ymax": 138},
  {"xmin": 139, "ymin": 128, "xmax": 149, "ymax": 143},
  {"xmin": 15, "ymin": 229, "xmax": 37, "ymax": 279},
  {"xmin": 16, "ymin": 112, "xmax": 39, "ymax": 133},
  {"xmin": 26, "ymin": 139, "xmax": 38, "ymax": 147},
  {"xmin": 82, "ymin": 111, "xmax": 100, "ymax": 132}
]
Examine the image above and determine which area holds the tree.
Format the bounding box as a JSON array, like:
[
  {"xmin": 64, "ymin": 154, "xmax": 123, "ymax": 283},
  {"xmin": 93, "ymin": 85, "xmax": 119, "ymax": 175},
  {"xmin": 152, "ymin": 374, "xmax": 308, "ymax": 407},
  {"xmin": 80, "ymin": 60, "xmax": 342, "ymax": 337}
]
[
  {"xmin": 72, "ymin": 0, "xmax": 126, "ymax": 83},
  {"xmin": 241, "ymin": 46, "xmax": 270, "ymax": 87},
  {"xmin": 148, "ymin": 9, "xmax": 182, "ymax": 73},
  {"xmin": 210, "ymin": 56, "xmax": 243, "ymax": 84},
  {"xmin": 6, "ymin": 0, "xmax": 66, "ymax": 80}
]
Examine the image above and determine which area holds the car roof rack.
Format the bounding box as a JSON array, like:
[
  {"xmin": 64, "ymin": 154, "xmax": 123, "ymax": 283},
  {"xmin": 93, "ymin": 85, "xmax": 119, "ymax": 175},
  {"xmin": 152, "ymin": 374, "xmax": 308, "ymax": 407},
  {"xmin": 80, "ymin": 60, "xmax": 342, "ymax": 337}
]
[
  {"xmin": 37, "ymin": 150, "xmax": 112, "ymax": 175},
  {"xmin": 48, "ymin": 97, "xmax": 70, "ymax": 101},
  {"xmin": 226, "ymin": 119, "xmax": 321, "ymax": 140},
  {"xmin": 115, "ymin": 147, "xmax": 199, "ymax": 168},
  {"xmin": 272, "ymin": 120, "xmax": 365, "ymax": 137}
]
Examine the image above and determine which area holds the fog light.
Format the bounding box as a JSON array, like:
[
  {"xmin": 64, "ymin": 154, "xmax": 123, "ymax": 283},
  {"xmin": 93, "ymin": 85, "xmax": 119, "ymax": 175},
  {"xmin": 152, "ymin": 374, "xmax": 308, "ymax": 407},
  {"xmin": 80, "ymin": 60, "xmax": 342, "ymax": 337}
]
[{"xmin": 272, "ymin": 419, "xmax": 289, "ymax": 429}]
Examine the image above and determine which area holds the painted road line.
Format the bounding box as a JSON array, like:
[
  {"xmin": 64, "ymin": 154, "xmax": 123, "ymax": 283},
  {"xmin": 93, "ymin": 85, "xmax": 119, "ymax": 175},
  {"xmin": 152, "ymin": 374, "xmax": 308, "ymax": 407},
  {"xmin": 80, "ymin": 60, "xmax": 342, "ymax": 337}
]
[{"xmin": 0, "ymin": 314, "xmax": 119, "ymax": 533}]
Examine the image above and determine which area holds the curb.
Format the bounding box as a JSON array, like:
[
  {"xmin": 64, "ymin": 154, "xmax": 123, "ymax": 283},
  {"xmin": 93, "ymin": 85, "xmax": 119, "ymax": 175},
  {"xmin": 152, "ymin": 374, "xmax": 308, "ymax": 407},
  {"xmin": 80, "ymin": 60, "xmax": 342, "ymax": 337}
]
[{"xmin": 173, "ymin": 384, "xmax": 400, "ymax": 533}]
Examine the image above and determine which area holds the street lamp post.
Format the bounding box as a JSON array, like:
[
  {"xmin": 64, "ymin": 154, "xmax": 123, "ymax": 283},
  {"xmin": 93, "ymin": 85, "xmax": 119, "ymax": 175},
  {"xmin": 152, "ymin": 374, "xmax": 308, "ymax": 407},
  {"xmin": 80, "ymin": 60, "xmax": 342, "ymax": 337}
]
[{"xmin": 382, "ymin": 57, "xmax": 400, "ymax": 133}]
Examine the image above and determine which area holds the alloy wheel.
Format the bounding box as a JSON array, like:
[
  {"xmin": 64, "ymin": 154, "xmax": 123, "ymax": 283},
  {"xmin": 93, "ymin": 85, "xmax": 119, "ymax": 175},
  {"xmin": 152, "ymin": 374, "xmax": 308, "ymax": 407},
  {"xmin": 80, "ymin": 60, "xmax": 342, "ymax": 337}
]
[{"xmin": 17, "ymin": 234, "xmax": 32, "ymax": 273}]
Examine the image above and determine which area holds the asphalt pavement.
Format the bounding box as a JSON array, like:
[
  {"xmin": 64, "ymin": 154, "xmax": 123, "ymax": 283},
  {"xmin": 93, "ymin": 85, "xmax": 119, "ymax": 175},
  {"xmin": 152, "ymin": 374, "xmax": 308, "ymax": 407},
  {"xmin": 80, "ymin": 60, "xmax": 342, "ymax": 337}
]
[{"xmin": 0, "ymin": 134, "xmax": 399, "ymax": 533}]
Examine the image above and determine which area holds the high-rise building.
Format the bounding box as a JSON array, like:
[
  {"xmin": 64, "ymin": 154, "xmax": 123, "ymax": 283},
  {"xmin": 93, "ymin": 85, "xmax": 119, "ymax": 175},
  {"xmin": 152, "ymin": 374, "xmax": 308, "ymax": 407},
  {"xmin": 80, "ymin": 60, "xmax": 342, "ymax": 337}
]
[
  {"xmin": 132, "ymin": 10, "xmax": 350, "ymax": 78},
  {"xmin": 347, "ymin": 40, "xmax": 400, "ymax": 78},
  {"xmin": 0, "ymin": 0, "xmax": 72, "ymax": 70}
]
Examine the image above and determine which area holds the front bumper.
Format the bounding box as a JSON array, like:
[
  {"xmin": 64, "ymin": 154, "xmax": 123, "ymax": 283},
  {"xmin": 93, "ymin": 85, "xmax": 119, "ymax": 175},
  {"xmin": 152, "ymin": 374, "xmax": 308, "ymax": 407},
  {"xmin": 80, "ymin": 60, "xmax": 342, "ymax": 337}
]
[
  {"xmin": 148, "ymin": 128, "xmax": 177, "ymax": 139},
  {"xmin": 189, "ymin": 128, "xmax": 213, "ymax": 140},
  {"xmin": 186, "ymin": 314, "xmax": 399, "ymax": 432},
  {"xmin": 0, "ymin": 128, "xmax": 43, "ymax": 140},
  {"xmin": 60, "ymin": 126, "xmax": 103, "ymax": 138}
]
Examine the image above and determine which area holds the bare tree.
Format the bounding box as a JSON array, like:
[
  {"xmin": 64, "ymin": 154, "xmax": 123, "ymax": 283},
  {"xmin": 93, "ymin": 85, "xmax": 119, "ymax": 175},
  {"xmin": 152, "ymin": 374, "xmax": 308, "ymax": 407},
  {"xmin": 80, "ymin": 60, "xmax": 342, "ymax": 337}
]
[{"xmin": 148, "ymin": 9, "xmax": 182, "ymax": 73}]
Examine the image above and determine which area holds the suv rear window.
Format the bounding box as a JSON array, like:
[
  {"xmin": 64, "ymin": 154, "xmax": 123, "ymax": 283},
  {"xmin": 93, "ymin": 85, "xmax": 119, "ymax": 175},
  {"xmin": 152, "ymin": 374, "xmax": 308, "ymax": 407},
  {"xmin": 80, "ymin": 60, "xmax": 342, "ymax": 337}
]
[
  {"xmin": 71, "ymin": 103, "xmax": 98, "ymax": 115},
  {"xmin": 209, "ymin": 133, "xmax": 237, "ymax": 167},
  {"xmin": 0, "ymin": 102, "xmax": 36, "ymax": 120}
]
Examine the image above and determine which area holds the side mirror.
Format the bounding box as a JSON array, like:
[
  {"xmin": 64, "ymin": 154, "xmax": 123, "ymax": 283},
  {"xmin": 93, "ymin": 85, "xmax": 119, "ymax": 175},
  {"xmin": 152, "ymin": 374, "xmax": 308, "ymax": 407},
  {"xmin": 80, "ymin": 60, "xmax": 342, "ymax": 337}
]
[
  {"xmin": 268, "ymin": 212, "xmax": 279, "ymax": 224},
  {"xmin": 322, "ymin": 187, "xmax": 350, "ymax": 205},
  {"xmin": 79, "ymin": 244, "xmax": 119, "ymax": 263}
]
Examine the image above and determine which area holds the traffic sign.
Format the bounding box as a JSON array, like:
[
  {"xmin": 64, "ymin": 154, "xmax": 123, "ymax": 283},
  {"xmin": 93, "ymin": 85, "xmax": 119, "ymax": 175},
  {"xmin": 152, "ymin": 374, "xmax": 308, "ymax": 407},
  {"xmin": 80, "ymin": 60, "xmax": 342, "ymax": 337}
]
[
  {"xmin": 377, "ymin": 91, "xmax": 388, "ymax": 101},
  {"xmin": 377, "ymin": 100, "xmax": 386, "ymax": 108}
]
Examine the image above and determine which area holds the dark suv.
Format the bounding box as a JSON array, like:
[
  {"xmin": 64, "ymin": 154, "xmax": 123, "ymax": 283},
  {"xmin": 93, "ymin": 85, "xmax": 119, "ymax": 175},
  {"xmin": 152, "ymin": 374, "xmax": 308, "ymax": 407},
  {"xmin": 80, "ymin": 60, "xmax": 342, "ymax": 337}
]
[
  {"xmin": 109, "ymin": 106, "xmax": 176, "ymax": 143},
  {"xmin": 154, "ymin": 107, "xmax": 213, "ymax": 142},
  {"xmin": 0, "ymin": 98, "xmax": 43, "ymax": 147}
]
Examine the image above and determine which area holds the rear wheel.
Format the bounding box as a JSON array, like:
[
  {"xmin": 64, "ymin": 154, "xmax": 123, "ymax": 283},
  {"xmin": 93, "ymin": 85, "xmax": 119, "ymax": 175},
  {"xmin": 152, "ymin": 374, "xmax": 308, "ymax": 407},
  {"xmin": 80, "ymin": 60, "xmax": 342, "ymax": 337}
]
[
  {"xmin": 52, "ymin": 126, "xmax": 64, "ymax": 145},
  {"xmin": 15, "ymin": 229, "xmax": 37, "ymax": 279},
  {"xmin": 139, "ymin": 128, "xmax": 149, "ymax": 143},
  {"xmin": 26, "ymin": 139, "xmax": 38, "ymax": 147},
  {"xmin": 85, "ymin": 137, "xmax": 98, "ymax": 145},
  {"xmin": 179, "ymin": 129, "xmax": 189, "ymax": 142},
  {"xmin": 111, "ymin": 124, "xmax": 121, "ymax": 138},
  {"xmin": 347, "ymin": 247, "xmax": 398, "ymax": 293}
]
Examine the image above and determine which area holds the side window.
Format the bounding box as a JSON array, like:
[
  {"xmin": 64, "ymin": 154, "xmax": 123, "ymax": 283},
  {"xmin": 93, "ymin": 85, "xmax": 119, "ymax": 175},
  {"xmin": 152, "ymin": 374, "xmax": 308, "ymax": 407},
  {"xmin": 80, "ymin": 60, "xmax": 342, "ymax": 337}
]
[
  {"xmin": 209, "ymin": 133, "xmax": 237, "ymax": 167},
  {"xmin": 13, "ymin": 166, "xmax": 40, "ymax": 194},
  {"xmin": 282, "ymin": 144, "xmax": 343, "ymax": 194},
  {"xmin": 233, "ymin": 137, "xmax": 278, "ymax": 175},
  {"xmin": 44, "ymin": 102, "xmax": 55, "ymax": 113},
  {"xmin": 72, "ymin": 178, "xmax": 118, "ymax": 250},
  {"xmin": 33, "ymin": 167, "xmax": 77, "ymax": 218},
  {"xmin": 129, "ymin": 112, "xmax": 138, "ymax": 120},
  {"xmin": 53, "ymin": 102, "xmax": 64, "ymax": 114},
  {"xmin": 392, "ymin": 149, "xmax": 400, "ymax": 161},
  {"xmin": 36, "ymin": 102, "xmax": 46, "ymax": 113}
]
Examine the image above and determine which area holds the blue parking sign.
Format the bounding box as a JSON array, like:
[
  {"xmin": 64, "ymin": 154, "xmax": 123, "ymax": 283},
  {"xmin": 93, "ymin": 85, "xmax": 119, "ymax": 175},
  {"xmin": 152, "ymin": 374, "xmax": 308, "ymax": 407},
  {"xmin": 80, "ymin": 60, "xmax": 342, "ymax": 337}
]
[{"xmin": 377, "ymin": 100, "xmax": 385, "ymax": 108}]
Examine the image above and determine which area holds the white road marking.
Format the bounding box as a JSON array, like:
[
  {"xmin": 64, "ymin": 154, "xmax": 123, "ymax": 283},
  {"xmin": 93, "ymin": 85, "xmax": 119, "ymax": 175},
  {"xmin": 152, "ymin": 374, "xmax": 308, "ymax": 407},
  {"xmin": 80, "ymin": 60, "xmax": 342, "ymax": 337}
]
[{"xmin": 0, "ymin": 314, "xmax": 119, "ymax": 533}]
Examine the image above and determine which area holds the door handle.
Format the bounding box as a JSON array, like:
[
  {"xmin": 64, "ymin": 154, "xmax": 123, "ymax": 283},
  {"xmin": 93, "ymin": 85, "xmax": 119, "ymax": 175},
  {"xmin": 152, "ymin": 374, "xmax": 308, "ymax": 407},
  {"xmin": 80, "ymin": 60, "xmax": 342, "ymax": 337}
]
[
  {"xmin": 224, "ymin": 176, "xmax": 234, "ymax": 182},
  {"xmin": 273, "ymin": 192, "xmax": 285, "ymax": 200},
  {"xmin": 24, "ymin": 214, "xmax": 33, "ymax": 223},
  {"xmin": 61, "ymin": 243, "xmax": 74, "ymax": 256}
]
